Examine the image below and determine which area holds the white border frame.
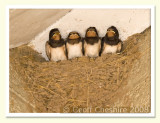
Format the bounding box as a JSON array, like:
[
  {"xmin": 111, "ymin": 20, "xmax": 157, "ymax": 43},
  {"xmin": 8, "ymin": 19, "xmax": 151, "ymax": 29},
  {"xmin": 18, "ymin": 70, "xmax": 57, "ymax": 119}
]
[{"xmin": 6, "ymin": 5, "xmax": 155, "ymax": 118}]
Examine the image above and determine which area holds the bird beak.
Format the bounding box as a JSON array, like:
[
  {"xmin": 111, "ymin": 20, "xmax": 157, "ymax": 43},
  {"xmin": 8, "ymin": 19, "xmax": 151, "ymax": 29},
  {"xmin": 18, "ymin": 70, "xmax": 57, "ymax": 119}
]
[
  {"xmin": 53, "ymin": 32, "xmax": 60, "ymax": 36},
  {"xmin": 107, "ymin": 30, "xmax": 115, "ymax": 34}
]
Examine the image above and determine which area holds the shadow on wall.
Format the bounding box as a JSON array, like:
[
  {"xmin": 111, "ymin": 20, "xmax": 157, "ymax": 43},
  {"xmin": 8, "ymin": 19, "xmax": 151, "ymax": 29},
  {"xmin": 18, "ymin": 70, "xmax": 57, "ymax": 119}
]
[{"xmin": 9, "ymin": 9, "xmax": 71, "ymax": 48}]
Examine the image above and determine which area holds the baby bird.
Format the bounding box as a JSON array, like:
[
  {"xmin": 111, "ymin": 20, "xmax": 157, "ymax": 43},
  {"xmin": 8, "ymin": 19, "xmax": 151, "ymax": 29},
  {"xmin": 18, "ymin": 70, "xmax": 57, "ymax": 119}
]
[
  {"xmin": 66, "ymin": 31, "xmax": 83, "ymax": 60},
  {"xmin": 84, "ymin": 27, "xmax": 101, "ymax": 58},
  {"xmin": 45, "ymin": 28, "xmax": 67, "ymax": 62},
  {"xmin": 101, "ymin": 26, "xmax": 123, "ymax": 55}
]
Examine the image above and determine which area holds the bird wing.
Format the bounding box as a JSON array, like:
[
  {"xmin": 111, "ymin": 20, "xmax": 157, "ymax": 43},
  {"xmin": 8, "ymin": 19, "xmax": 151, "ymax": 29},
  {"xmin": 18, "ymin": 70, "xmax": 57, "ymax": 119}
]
[
  {"xmin": 63, "ymin": 44, "xmax": 68, "ymax": 59},
  {"xmin": 45, "ymin": 41, "xmax": 51, "ymax": 61},
  {"xmin": 64, "ymin": 40, "xmax": 68, "ymax": 59},
  {"xmin": 117, "ymin": 40, "xmax": 123, "ymax": 52},
  {"xmin": 82, "ymin": 38, "xmax": 85, "ymax": 55},
  {"xmin": 99, "ymin": 37, "xmax": 104, "ymax": 56}
]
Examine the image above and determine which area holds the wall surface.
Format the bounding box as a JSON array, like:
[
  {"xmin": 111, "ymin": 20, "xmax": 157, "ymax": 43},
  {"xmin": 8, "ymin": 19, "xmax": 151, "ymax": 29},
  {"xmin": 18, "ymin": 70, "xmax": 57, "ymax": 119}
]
[
  {"xmin": 9, "ymin": 9, "xmax": 71, "ymax": 48},
  {"xmin": 29, "ymin": 9, "xmax": 150, "ymax": 60}
]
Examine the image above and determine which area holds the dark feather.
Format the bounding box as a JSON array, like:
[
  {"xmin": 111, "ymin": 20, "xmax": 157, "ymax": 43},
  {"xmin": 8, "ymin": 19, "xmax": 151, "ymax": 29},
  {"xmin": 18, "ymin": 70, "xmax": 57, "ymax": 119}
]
[
  {"xmin": 82, "ymin": 37, "xmax": 85, "ymax": 55},
  {"xmin": 49, "ymin": 39, "xmax": 65, "ymax": 48},
  {"xmin": 48, "ymin": 28, "xmax": 65, "ymax": 48},
  {"xmin": 99, "ymin": 37, "xmax": 104, "ymax": 56},
  {"xmin": 66, "ymin": 38, "xmax": 82, "ymax": 45},
  {"xmin": 103, "ymin": 26, "xmax": 121, "ymax": 45}
]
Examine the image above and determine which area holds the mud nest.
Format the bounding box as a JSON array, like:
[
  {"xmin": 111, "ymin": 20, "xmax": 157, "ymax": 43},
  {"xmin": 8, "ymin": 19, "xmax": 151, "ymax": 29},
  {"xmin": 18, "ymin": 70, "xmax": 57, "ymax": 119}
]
[{"xmin": 9, "ymin": 27, "xmax": 151, "ymax": 113}]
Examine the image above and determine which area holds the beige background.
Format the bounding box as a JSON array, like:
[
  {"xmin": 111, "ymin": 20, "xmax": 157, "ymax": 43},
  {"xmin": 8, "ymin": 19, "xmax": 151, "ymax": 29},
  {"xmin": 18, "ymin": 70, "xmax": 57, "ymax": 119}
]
[{"xmin": 0, "ymin": 0, "xmax": 160, "ymax": 122}]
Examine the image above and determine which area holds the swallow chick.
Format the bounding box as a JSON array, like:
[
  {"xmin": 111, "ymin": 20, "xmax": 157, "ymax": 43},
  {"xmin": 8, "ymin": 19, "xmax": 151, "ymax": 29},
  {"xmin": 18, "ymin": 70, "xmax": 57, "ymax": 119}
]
[
  {"xmin": 101, "ymin": 26, "xmax": 123, "ymax": 55},
  {"xmin": 66, "ymin": 31, "xmax": 83, "ymax": 60},
  {"xmin": 84, "ymin": 27, "xmax": 101, "ymax": 58},
  {"xmin": 45, "ymin": 28, "xmax": 67, "ymax": 62}
]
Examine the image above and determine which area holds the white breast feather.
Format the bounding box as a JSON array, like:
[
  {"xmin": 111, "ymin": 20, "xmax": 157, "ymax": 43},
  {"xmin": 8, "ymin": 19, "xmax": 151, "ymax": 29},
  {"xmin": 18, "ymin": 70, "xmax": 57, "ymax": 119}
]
[
  {"xmin": 50, "ymin": 47, "xmax": 66, "ymax": 62},
  {"xmin": 67, "ymin": 42, "xmax": 82, "ymax": 59},
  {"xmin": 103, "ymin": 45, "xmax": 118, "ymax": 54},
  {"xmin": 85, "ymin": 40, "xmax": 101, "ymax": 57}
]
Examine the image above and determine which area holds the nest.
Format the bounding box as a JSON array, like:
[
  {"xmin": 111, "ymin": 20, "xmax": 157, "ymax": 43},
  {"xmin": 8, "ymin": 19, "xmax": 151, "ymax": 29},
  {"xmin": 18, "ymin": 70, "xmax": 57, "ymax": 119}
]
[{"xmin": 9, "ymin": 27, "xmax": 151, "ymax": 113}]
